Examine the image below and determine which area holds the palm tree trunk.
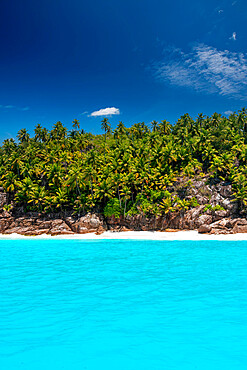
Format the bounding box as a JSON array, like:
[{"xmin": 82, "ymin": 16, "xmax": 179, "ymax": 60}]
[
  {"xmin": 76, "ymin": 178, "xmax": 81, "ymax": 195},
  {"xmin": 117, "ymin": 186, "xmax": 121, "ymax": 208},
  {"xmin": 124, "ymin": 199, "xmax": 127, "ymax": 218},
  {"xmin": 90, "ymin": 179, "xmax": 93, "ymax": 199}
]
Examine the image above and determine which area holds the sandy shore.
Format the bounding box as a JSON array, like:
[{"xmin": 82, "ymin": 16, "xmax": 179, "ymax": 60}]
[{"xmin": 0, "ymin": 230, "xmax": 247, "ymax": 241}]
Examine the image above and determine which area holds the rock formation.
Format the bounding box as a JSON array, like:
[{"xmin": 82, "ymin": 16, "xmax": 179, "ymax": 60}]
[{"xmin": 0, "ymin": 177, "xmax": 247, "ymax": 235}]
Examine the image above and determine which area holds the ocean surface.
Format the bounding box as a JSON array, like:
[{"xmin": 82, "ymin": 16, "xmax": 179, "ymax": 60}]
[{"xmin": 1, "ymin": 239, "xmax": 247, "ymax": 369}]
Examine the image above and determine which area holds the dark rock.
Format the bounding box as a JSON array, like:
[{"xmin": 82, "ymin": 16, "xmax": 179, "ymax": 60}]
[
  {"xmin": 196, "ymin": 214, "xmax": 213, "ymax": 228},
  {"xmin": 3, "ymin": 226, "xmax": 35, "ymax": 235},
  {"xmin": 210, "ymin": 228, "xmax": 230, "ymax": 235},
  {"xmin": 0, "ymin": 217, "xmax": 14, "ymax": 232},
  {"xmin": 49, "ymin": 220, "xmax": 74, "ymax": 235},
  {"xmin": 120, "ymin": 226, "xmax": 131, "ymax": 232},
  {"xmin": 210, "ymin": 218, "xmax": 231, "ymax": 229},
  {"xmin": 195, "ymin": 195, "xmax": 209, "ymax": 205},
  {"xmin": 72, "ymin": 213, "xmax": 105, "ymax": 234},
  {"xmin": 234, "ymin": 218, "xmax": 247, "ymax": 226},
  {"xmin": 0, "ymin": 210, "xmax": 12, "ymax": 218},
  {"xmin": 25, "ymin": 229, "xmax": 50, "ymax": 236},
  {"xmin": 221, "ymin": 199, "xmax": 238, "ymax": 213},
  {"xmin": 198, "ymin": 224, "xmax": 212, "ymax": 234},
  {"xmin": 219, "ymin": 185, "xmax": 232, "ymax": 198},
  {"xmin": 50, "ymin": 219, "xmax": 64, "ymax": 227},
  {"xmin": 213, "ymin": 210, "xmax": 229, "ymax": 221},
  {"xmin": 233, "ymin": 225, "xmax": 247, "ymax": 233},
  {"xmin": 210, "ymin": 193, "xmax": 225, "ymax": 206},
  {"xmin": 232, "ymin": 218, "xmax": 247, "ymax": 233},
  {"xmin": 165, "ymin": 213, "xmax": 184, "ymax": 230},
  {"xmin": 206, "ymin": 218, "xmax": 234, "ymax": 234},
  {"xmin": 183, "ymin": 205, "xmax": 205, "ymax": 229},
  {"xmin": 194, "ymin": 181, "xmax": 205, "ymax": 189},
  {"xmin": 0, "ymin": 193, "xmax": 7, "ymax": 208},
  {"xmin": 0, "ymin": 210, "xmax": 14, "ymax": 232},
  {"xmin": 64, "ymin": 216, "xmax": 76, "ymax": 229},
  {"xmin": 14, "ymin": 217, "xmax": 35, "ymax": 227},
  {"xmin": 35, "ymin": 220, "xmax": 53, "ymax": 229}
]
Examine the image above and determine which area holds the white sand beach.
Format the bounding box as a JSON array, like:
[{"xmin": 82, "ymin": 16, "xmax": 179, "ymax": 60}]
[{"xmin": 1, "ymin": 230, "xmax": 247, "ymax": 241}]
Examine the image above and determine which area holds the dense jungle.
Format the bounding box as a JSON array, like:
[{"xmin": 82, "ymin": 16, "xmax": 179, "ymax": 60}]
[{"xmin": 1, "ymin": 109, "xmax": 247, "ymax": 221}]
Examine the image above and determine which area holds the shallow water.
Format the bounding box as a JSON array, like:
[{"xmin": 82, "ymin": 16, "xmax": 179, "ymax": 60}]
[{"xmin": 1, "ymin": 239, "xmax": 247, "ymax": 369}]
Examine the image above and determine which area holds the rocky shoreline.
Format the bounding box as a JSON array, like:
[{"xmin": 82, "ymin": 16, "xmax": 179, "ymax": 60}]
[
  {"xmin": 1, "ymin": 178, "xmax": 247, "ymax": 236},
  {"xmin": 0, "ymin": 207, "xmax": 247, "ymax": 236}
]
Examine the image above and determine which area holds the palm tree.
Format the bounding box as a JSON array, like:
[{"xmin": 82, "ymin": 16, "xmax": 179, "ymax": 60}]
[
  {"xmin": 232, "ymin": 173, "xmax": 247, "ymax": 212},
  {"xmin": 2, "ymin": 172, "xmax": 19, "ymax": 193},
  {"xmin": 34, "ymin": 124, "xmax": 43, "ymax": 142},
  {"xmin": 17, "ymin": 129, "xmax": 30, "ymax": 143},
  {"xmin": 51, "ymin": 187, "xmax": 69, "ymax": 213},
  {"xmin": 159, "ymin": 120, "xmax": 171, "ymax": 135},
  {"xmin": 72, "ymin": 119, "xmax": 80, "ymax": 130},
  {"xmin": 1, "ymin": 107, "xmax": 247, "ymax": 219},
  {"xmin": 101, "ymin": 118, "xmax": 111, "ymax": 162},
  {"xmin": 151, "ymin": 120, "xmax": 158, "ymax": 132},
  {"xmin": 101, "ymin": 118, "xmax": 111, "ymax": 140},
  {"xmin": 2, "ymin": 139, "xmax": 16, "ymax": 155},
  {"xmin": 51, "ymin": 121, "xmax": 67, "ymax": 142},
  {"xmin": 116, "ymin": 121, "xmax": 126, "ymax": 136}
]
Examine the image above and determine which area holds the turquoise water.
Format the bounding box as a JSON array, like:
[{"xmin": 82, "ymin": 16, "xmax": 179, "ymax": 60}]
[{"xmin": 1, "ymin": 240, "xmax": 247, "ymax": 369}]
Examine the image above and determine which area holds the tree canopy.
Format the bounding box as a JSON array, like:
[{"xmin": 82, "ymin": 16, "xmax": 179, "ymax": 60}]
[{"xmin": 1, "ymin": 109, "xmax": 247, "ymax": 217}]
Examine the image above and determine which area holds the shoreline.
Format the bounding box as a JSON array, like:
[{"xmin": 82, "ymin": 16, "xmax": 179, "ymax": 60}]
[{"xmin": 1, "ymin": 230, "xmax": 247, "ymax": 241}]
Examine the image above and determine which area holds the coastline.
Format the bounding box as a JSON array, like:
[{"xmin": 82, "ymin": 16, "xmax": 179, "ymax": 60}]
[{"xmin": 1, "ymin": 230, "xmax": 247, "ymax": 241}]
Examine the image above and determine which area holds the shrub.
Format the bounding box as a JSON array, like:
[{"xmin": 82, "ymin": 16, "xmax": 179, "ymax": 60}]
[
  {"xmin": 103, "ymin": 198, "xmax": 121, "ymax": 218},
  {"xmin": 203, "ymin": 204, "xmax": 225, "ymax": 212}
]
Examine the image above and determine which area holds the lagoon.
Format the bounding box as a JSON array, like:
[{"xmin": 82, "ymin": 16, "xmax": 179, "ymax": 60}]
[{"xmin": 1, "ymin": 239, "xmax": 247, "ymax": 369}]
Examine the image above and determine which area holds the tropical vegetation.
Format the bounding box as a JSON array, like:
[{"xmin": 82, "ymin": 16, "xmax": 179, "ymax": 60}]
[{"xmin": 1, "ymin": 109, "xmax": 247, "ymax": 217}]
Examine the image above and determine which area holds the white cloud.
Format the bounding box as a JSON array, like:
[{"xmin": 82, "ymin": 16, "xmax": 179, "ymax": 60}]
[
  {"xmin": 224, "ymin": 110, "xmax": 234, "ymax": 115},
  {"xmin": 152, "ymin": 44, "xmax": 247, "ymax": 99},
  {"xmin": 229, "ymin": 32, "xmax": 237, "ymax": 41},
  {"xmin": 0, "ymin": 104, "xmax": 30, "ymax": 111},
  {"xmin": 89, "ymin": 107, "xmax": 120, "ymax": 117}
]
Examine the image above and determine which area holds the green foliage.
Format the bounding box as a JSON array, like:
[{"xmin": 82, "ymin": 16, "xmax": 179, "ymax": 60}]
[
  {"xmin": 127, "ymin": 195, "xmax": 160, "ymax": 216},
  {"xmin": 158, "ymin": 191, "xmax": 174, "ymax": 214},
  {"xmin": 1, "ymin": 108, "xmax": 247, "ymax": 216},
  {"xmin": 203, "ymin": 204, "xmax": 225, "ymax": 212},
  {"xmin": 232, "ymin": 173, "xmax": 247, "ymax": 212},
  {"xmin": 104, "ymin": 198, "xmax": 121, "ymax": 218},
  {"xmin": 189, "ymin": 197, "xmax": 199, "ymax": 208},
  {"xmin": 3, "ymin": 204, "xmax": 13, "ymax": 212}
]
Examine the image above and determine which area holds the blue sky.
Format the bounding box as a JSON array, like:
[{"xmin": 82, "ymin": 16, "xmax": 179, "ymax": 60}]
[{"xmin": 0, "ymin": 0, "xmax": 247, "ymax": 141}]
